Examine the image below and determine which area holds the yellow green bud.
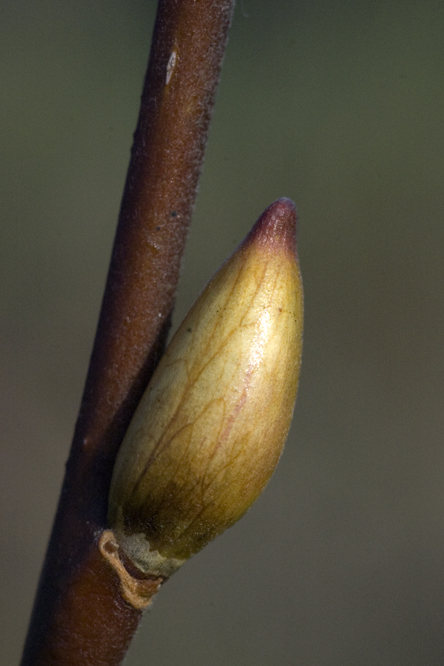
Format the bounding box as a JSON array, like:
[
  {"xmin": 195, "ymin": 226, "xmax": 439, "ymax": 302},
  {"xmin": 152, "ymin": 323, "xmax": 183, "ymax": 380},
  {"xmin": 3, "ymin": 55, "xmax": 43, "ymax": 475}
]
[{"xmin": 108, "ymin": 198, "xmax": 303, "ymax": 578}]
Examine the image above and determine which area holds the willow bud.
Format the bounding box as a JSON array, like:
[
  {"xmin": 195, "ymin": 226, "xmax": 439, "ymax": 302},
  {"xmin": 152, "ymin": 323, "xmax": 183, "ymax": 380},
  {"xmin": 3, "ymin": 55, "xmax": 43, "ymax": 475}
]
[{"xmin": 108, "ymin": 198, "xmax": 303, "ymax": 579}]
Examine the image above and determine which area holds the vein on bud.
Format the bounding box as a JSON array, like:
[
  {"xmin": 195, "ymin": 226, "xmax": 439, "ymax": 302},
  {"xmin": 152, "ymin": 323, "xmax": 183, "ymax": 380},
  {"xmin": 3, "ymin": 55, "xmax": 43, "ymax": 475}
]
[{"xmin": 108, "ymin": 198, "xmax": 303, "ymax": 576}]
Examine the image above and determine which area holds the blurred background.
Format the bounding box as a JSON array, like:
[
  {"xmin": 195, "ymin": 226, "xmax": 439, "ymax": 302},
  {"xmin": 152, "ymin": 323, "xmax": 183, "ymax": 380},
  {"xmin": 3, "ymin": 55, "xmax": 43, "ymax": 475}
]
[{"xmin": 2, "ymin": 1, "xmax": 444, "ymax": 664}]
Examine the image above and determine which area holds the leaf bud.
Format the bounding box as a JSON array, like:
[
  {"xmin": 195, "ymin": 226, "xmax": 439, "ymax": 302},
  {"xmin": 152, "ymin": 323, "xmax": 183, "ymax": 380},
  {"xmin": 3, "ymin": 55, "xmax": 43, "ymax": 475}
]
[{"xmin": 108, "ymin": 198, "xmax": 303, "ymax": 578}]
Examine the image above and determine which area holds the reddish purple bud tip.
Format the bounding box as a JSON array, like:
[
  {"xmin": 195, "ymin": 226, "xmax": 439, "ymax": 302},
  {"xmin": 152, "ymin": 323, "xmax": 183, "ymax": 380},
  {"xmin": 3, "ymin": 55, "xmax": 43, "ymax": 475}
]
[{"xmin": 244, "ymin": 198, "xmax": 298, "ymax": 257}]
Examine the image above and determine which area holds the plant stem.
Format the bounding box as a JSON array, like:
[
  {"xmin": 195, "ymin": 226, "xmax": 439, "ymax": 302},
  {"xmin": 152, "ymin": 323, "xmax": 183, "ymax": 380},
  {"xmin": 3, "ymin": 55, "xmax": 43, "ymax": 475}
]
[{"xmin": 21, "ymin": 1, "xmax": 235, "ymax": 664}]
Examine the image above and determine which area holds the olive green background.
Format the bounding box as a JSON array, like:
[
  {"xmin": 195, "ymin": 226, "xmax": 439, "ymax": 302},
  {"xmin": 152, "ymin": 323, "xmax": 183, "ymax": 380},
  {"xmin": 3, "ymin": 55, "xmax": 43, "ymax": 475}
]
[{"xmin": 2, "ymin": 1, "xmax": 444, "ymax": 664}]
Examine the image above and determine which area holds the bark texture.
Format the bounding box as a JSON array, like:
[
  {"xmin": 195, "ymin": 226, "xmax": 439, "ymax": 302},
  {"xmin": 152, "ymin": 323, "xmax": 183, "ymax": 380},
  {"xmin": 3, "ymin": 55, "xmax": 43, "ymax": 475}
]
[{"xmin": 21, "ymin": 1, "xmax": 235, "ymax": 664}]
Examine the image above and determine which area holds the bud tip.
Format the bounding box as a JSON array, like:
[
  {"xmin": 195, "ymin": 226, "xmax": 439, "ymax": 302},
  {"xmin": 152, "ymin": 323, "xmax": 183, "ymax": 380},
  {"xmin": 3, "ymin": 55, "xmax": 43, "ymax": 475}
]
[{"xmin": 246, "ymin": 197, "xmax": 298, "ymax": 256}]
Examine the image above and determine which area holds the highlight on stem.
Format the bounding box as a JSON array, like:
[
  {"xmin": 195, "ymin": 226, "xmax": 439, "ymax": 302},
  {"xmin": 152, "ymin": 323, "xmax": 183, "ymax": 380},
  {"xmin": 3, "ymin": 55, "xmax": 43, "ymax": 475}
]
[{"xmin": 102, "ymin": 198, "xmax": 304, "ymax": 605}]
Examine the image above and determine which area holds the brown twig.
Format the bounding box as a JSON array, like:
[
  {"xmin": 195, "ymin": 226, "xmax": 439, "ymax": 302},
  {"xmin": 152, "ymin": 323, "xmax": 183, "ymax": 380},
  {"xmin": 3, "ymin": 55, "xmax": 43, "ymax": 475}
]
[{"xmin": 21, "ymin": 1, "xmax": 235, "ymax": 664}]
